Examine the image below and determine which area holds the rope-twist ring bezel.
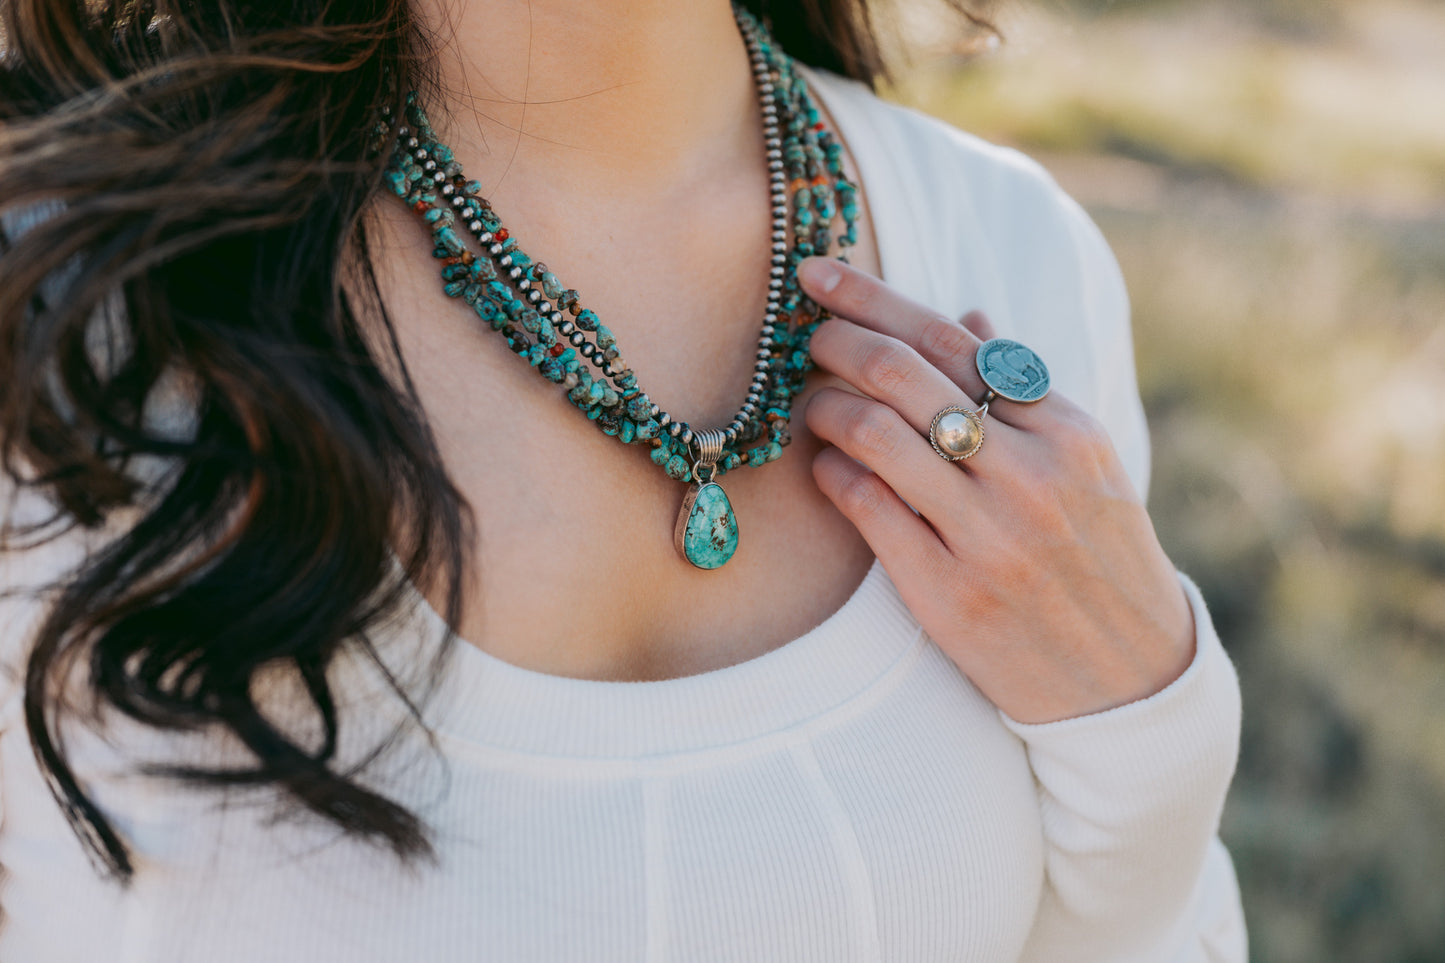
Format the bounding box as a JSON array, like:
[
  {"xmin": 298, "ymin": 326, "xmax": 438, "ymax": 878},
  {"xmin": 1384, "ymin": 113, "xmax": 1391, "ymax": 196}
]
[{"xmin": 928, "ymin": 404, "xmax": 986, "ymax": 461}]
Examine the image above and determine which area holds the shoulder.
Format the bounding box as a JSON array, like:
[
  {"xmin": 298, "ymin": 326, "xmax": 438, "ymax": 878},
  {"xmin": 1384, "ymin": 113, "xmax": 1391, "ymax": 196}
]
[
  {"xmin": 804, "ymin": 66, "xmax": 1150, "ymax": 496},
  {"xmin": 804, "ymin": 66, "xmax": 1126, "ymax": 336},
  {"xmin": 804, "ymin": 66, "xmax": 1099, "ymax": 249}
]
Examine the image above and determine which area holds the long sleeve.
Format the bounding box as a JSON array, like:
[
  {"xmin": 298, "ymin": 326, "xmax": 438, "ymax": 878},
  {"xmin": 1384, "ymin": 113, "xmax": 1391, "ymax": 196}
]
[
  {"xmin": 967, "ymin": 141, "xmax": 1246, "ymax": 959},
  {"xmin": 1004, "ymin": 573, "xmax": 1247, "ymax": 962},
  {"xmin": 997, "ymin": 157, "xmax": 1248, "ymax": 962}
]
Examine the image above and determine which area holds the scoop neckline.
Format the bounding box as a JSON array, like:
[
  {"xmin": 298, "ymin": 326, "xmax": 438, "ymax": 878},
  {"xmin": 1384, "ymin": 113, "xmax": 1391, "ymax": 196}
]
[
  {"xmin": 394, "ymin": 555, "xmax": 928, "ymax": 757},
  {"xmin": 374, "ymin": 65, "xmax": 927, "ymax": 758}
]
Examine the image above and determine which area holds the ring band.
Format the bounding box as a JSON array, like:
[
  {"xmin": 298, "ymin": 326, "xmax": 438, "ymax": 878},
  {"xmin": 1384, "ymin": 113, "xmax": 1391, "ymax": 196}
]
[
  {"xmin": 977, "ymin": 388, "xmax": 997, "ymax": 418},
  {"xmin": 929, "ymin": 404, "xmax": 985, "ymax": 461}
]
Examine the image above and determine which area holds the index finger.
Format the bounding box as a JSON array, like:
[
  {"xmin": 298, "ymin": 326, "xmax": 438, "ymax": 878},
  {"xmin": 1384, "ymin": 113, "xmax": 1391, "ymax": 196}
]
[{"xmin": 798, "ymin": 257, "xmax": 1046, "ymax": 428}]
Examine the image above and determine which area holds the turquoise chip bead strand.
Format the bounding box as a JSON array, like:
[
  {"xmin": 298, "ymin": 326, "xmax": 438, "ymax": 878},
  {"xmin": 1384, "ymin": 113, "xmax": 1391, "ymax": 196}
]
[{"xmin": 380, "ymin": 4, "xmax": 858, "ymax": 567}]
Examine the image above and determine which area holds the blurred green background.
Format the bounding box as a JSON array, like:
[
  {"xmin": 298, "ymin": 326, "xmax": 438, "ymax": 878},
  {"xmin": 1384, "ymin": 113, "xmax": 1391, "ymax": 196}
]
[{"xmin": 886, "ymin": 0, "xmax": 1445, "ymax": 959}]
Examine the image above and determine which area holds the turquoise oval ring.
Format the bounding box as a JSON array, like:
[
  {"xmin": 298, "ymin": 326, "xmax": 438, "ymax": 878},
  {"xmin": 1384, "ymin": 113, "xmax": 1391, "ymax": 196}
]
[{"xmin": 976, "ymin": 338, "xmax": 1051, "ymax": 403}]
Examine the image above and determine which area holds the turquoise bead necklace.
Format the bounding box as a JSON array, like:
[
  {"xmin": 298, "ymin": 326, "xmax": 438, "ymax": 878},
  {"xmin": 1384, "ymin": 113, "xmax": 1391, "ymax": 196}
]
[{"xmin": 378, "ymin": 5, "xmax": 859, "ymax": 570}]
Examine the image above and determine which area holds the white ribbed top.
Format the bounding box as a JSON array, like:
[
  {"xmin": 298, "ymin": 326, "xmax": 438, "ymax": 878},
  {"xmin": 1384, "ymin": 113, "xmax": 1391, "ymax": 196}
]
[
  {"xmin": 0, "ymin": 68, "xmax": 1247, "ymax": 962},
  {"xmin": 400, "ymin": 559, "xmax": 921, "ymax": 759}
]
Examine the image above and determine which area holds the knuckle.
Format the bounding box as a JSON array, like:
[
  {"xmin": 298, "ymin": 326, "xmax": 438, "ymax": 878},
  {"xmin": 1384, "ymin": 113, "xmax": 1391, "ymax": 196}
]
[
  {"xmin": 918, "ymin": 316, "xmax": 974, "ymax": 364},
  {"xmin": 838, "ymin": 470, "xmax": 888, "ymax": 518},
  {"xmin": 1009, "ymin": 473, "xmax": 1054, "ymax": 512},
  {"xmin": 855, "ymin": 340, "xmax": 922, "ymax": 397},
  {"xmin": 1008, "ymin": 474, "xmax": 1072, "ymax": 533},
  {"xmin": 844, "ymin": 402, "xmax": 904, "ymax": 459},
  {"xmin": 1054, "ymin": 409, "xmax": 1113, "ymax": 463},
  {"xmin": 836, "ymin": 270, "xmax": 884, "ymax": 317}
]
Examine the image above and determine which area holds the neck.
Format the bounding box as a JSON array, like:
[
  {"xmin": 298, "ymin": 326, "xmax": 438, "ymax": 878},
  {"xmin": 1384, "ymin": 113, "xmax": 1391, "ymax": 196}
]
[{"xmin": 411, "ymin": 0, "xmax": 758, "ymax": 201}]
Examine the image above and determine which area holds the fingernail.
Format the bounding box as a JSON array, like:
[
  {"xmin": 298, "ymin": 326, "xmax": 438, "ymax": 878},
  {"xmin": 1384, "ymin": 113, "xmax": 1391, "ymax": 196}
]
[{"xmin": 798, "ymin": 257, "xmax": 841, "ymax": 294}]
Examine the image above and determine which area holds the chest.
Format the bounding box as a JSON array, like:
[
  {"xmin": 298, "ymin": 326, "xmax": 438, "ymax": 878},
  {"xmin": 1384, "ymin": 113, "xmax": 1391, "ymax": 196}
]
[{"xmin": 369, "ymin": 176, "xmax": 885, "ymax": 680}]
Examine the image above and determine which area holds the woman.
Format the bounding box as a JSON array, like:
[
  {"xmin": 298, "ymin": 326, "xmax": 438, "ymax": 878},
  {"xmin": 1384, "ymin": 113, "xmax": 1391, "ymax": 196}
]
[{"xmin": 0, "ymin": 0, "xmax": 1246, "ymax": 959}]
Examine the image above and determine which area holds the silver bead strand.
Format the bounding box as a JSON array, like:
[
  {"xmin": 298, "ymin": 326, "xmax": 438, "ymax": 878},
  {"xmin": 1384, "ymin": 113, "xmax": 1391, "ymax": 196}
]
[
  {"xmin": 400, "ymin": 7, "xmax": 800, "ymax": 463},
  {"xmin": 626, "ymin": 8, "xmax": 789, "ymax": 453}
]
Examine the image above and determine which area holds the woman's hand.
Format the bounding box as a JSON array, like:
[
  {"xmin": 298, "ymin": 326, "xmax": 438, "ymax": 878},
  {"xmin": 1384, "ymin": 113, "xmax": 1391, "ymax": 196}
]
[{"xmin": 798, "ymin": 257, "xmax": 1195, "ymax": 725}]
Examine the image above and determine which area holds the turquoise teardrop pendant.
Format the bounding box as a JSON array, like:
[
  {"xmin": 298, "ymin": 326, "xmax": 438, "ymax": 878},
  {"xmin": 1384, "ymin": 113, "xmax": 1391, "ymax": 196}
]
[
  {"xmin": 673, "ymin": 428, "xmax": 739, "ymax": 569},
  {"xmin": 675, "ymin": 481, "xmax": 739, "ymax": 570}
]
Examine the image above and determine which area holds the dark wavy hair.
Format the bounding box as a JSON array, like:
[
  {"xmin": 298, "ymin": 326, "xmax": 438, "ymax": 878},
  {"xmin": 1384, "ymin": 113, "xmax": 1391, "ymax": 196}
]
[{"xmin": 0, "ymin": 0, "xmax": 996, "ymax": 882}]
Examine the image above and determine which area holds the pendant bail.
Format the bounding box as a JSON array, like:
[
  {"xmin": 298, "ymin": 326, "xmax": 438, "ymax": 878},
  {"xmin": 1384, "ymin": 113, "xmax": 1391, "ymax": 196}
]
[{"xmin": 689, "ymin": 427, "xmax": 728, "ymax": 484}]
